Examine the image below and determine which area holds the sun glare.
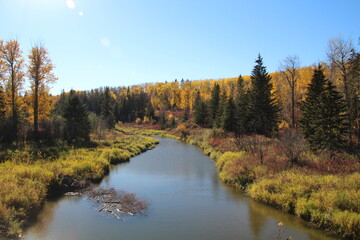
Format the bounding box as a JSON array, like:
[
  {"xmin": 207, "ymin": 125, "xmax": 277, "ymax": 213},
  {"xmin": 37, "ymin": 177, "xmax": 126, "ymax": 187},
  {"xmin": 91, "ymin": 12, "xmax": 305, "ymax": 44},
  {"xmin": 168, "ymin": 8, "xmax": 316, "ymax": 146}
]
[
  {"xmin": 101, "ymin": 38, "xmax": 111, "ymax": 47},
  {"xmin": 66, "ymin": 0, "xmax": 76, "ymax": 9}
]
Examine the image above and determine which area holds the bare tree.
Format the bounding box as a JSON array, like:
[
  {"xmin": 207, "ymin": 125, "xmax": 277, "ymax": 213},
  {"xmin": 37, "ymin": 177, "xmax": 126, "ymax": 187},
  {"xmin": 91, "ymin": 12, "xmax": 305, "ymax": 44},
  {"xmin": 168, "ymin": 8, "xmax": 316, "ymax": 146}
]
[
  {"xmin": 327, "ymin": 36, "xmax": 355, "ymax": 138},
  {"xmin": 28, "ymin": 43, "xmax": 57, "ymax": 140},
  {"xmin": 279, "ymin": 55, "xmax": 300, "ymax": 128},
  {"xmin": 0, "ymin": 40, "xmax": 25, "ymax": 141},
  {"xmin": 278, "ymin": 129, "xmax": 306, "ymax": 166}
]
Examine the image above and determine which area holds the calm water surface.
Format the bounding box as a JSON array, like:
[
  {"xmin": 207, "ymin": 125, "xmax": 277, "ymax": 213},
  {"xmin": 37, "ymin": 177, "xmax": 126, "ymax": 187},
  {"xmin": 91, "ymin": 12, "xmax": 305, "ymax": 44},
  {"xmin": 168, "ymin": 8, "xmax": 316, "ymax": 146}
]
[{"xmin": 24, "ymin": 138, "xmax": 338, "ymax": 240}]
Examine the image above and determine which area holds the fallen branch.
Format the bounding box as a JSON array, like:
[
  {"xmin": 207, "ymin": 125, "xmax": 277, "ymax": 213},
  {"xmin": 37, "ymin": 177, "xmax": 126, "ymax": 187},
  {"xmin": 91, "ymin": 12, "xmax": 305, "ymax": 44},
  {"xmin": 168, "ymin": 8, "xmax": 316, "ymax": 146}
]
[{"xmin": 66, "ymin": 186, "xmax": 149, "ymax": 219}]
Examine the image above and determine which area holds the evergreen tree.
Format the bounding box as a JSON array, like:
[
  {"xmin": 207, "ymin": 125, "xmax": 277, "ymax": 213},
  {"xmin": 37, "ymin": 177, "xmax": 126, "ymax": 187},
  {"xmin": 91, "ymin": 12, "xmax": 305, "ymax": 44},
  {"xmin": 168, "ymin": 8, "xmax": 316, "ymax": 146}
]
[
  {"xmin": 100, "ymin": 87, "xmax": 115, "ymax": 128},
  {"xmin": 145, "ymin": 101, "xmax": 155, "ymax": 120},
  {"xmin": 248, "ymin": 55, "xmax": 280, "ymax": 135},
  {"xmin": 160, "ymin": 111, "xmax": 167, "ymax": 130},
  {"xmin": 170, "ymin": 117, "xmax": 176, "ymax": 128},
  {"xmin": 221, "ymin": 96, "xmax": 236, "ymax": 132},
  {"xmin": 300, "ymin": 67, "xmax": 327, "ymax": 144},
  {"xmin": 215, "ymin": 92, "xmax": 227, "ymax": 128},
  {"xmin": 194, "ymin": 91, "xmax": 207, "ymax": 126},
  {"xmin": 234, "ymin": 75, "xmax": 249, "ymax": 135},
  {"xmin": 182, "ymin": 107, "xmax": 189, "ymax": 122},
  {"xmin": 209, "ymin": 83, "xmax": 220, "ymax": 127},
  {"xmin": 62, "ymin": 90, "xmax": 91, "ymax": 142},
  {"xmin": 301, "ymin": 66, "xmax": 348, "ymax": 151}
]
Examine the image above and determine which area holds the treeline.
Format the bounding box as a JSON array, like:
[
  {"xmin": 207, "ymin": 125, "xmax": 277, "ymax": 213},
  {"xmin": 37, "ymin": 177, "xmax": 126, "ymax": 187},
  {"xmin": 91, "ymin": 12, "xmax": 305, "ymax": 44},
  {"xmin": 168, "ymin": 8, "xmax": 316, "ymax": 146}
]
[
  {"xmin": 0, "ymin": 39, "xmax": 155, "ymax": 145},
  {"xmin": 1, "ymin": 36, "xmax": 359, "ymax": 152},
  {"xmin": 127, "ymin": 36, "xmax": 359, "ymax": 152},
  {"xmin": 55, "ymin": 86, "xmax": 155, "ymax": 139}
]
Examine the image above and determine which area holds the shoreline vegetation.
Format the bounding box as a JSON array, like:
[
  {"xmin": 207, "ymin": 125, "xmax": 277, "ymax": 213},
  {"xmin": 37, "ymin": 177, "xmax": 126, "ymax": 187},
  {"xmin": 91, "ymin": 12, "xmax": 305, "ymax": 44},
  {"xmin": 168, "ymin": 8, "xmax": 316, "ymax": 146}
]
[
  {"xmin": 0, "ymin": 37, "xmax": 359, "ymax": 240},
  {"xmin": 0, "ymin": 130, "xmax": 159, "ymax": 238},
  {"xmin": 179, "ymin": 127, "xmax": 359, "ymax": 240},
  {"xmin": 113, "ymin": 125, "xmax": 360, "ymax": 239},
  {"xmin": 114, "ymin": 124, "xmax": 360, "ymax": 239}
]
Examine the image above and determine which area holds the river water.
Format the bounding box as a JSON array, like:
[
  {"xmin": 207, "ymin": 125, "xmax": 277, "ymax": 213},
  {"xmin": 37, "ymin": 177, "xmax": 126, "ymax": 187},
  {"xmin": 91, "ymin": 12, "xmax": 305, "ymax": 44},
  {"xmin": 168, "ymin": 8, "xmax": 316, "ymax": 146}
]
[{"xmin": 23, "ymin": 138, "xmax": 338, "ymax": 240}]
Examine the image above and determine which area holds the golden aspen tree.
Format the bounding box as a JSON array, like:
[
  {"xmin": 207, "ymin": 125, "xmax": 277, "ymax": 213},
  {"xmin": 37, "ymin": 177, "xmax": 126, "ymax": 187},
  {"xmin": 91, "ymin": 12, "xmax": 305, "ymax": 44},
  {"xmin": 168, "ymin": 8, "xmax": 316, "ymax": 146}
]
[
  {"xmin": 0, "ymin": 40, "xmax": 25, "ymax": 141},
  {"xmin": 28, "ymin": 44, "xmax": 57, "ymax": 139}
]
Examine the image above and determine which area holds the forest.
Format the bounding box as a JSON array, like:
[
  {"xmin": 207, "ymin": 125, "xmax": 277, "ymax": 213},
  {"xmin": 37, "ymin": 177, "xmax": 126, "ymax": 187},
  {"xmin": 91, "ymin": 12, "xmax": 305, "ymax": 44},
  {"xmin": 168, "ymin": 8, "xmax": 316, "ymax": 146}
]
[{"xmin": 0, "ymin": 36, "xmax": 360, "ymax": 239}]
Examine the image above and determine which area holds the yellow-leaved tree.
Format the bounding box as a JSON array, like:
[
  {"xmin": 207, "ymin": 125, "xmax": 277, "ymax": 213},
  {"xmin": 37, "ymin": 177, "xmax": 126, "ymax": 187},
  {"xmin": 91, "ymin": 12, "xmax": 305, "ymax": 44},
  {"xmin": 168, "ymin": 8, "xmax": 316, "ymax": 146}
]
[
  {"xmin": 0, "ymin": 39, "xmax": 25, "ymax": 141},
  {"xmin": 27, "ymin": 44, "xmax": 57, "ymax": 139}
]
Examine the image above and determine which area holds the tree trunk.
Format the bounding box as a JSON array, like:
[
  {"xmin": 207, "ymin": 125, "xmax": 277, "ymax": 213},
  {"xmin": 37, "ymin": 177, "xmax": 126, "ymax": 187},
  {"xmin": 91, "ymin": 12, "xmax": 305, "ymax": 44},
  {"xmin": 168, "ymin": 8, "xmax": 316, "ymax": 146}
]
[
  {"xmin": 291, "ymin": 85, "xmax": 295, "ymax": 128},
  {"xmin": 34, "ymin": 78, "xmax": 39, "ymax": 140},
  {"xmin": 11, "ymin": 66, "xmax": 18, "ymax": 141}
]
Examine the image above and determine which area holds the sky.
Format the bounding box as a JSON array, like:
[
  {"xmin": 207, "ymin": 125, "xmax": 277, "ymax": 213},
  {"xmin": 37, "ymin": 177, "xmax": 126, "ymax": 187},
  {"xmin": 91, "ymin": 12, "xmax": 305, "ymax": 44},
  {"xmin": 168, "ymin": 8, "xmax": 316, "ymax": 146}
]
[{"xmin": 0, "ymin": 0, "xmax": 359, "ymax": 95}]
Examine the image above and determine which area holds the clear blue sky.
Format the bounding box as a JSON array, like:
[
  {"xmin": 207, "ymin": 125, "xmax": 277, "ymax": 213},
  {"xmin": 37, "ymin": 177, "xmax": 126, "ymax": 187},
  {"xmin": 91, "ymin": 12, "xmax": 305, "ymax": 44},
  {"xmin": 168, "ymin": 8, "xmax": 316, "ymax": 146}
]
[{"xmin": 1, "ymin": 0, "xmax": 359, "ymax": 95}]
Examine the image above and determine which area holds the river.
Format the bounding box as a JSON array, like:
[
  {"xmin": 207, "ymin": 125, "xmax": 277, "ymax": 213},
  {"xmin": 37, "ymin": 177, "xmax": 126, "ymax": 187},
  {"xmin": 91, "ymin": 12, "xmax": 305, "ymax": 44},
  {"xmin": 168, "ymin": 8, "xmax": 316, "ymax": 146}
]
[{"xmin": 23, "ymin": 138, "xmax": 338, "ymax": 240}]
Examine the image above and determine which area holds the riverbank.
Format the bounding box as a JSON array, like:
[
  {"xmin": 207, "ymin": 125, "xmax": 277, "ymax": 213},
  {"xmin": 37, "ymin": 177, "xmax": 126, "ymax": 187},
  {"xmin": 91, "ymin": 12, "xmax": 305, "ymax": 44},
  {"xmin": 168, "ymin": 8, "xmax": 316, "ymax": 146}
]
[
  {"xmin": 181, "ymin": 128, "xmax": 360, "ymax": 239},
  {"xmin": 0, "ymin": 131, "xmax": 159, "ymax": 238}
]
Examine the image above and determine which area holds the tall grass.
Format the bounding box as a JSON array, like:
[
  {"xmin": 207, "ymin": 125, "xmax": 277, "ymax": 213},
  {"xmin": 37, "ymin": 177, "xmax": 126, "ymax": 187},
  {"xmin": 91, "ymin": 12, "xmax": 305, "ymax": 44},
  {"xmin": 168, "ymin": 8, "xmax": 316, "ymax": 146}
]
[
  {"xmin": 116, "ymin": 124, "xmax": 180, "ymax": 139},
  {"xmin": 0, "ymin": 133, "xmax": 158, "ymax": 238},
  {"xmin": 248, "ymin": 172, "xmax": 360, "ymax": 239}
]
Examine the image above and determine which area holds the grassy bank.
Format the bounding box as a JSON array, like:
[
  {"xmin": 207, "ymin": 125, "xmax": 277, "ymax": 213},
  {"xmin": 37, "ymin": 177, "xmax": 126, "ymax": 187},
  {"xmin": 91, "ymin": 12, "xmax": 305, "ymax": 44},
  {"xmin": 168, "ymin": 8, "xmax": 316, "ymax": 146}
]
[
  {"xmin": 0, "ymin": 131, "xmax": 159, "ymax": 238},
  {"xmin": 183, "ymin": 128, "xmax": 360, "ymax": 239},
  {"xmin": 116, "ymin": 124, "xmax": 180, "ymax": 139}
]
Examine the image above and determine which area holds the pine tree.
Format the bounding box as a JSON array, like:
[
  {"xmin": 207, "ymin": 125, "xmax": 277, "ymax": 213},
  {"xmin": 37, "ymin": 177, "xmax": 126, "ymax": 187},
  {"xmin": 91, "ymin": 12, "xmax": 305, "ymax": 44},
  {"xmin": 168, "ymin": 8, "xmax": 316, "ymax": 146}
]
[
  {"xmin": 215, "ymin": 92, "xmax": 227, "ymax": 128},
  {"xmin": 194, "ymin": 91, "xmax": 207, "ymax": 126},
  {"xmin": 62, "ymin": 90, "xmax": 91, "ymax": 142},
  {"xmin": 209, "ymin": 83, "xmax": 220, "ymax": 127},
  {"xmin": 248, "ymin": 55, "xmax": 280, "ymax": 135},
  {"xmin": 301, "ymin": 66, "xmax": 348, "ymax": 151},
  {"xmin": 221, "ymin": 96, "xmax": 236, "ymax": 132}
]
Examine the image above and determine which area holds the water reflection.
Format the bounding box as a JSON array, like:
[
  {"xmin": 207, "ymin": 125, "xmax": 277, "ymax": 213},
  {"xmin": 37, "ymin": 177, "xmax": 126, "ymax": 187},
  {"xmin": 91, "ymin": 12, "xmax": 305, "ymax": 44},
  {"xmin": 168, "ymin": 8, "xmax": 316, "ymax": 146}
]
[{"xmin": 24, "ymin": 138, "xmax": 339, "ymax": 240}]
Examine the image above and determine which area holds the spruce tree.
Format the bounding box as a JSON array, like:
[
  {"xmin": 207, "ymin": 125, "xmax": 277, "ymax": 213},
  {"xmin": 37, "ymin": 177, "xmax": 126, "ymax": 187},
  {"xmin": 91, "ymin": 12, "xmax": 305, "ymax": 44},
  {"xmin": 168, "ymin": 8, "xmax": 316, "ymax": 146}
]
[
  {"xmin": 300, "ymin": 67, "xmax": 327, "ymax": 144},
  {"xmin": 222, "ymin": 96, "xmax": 236, "ymax": 132},
  {"xmin": 248, "ymin": 55, "xmax": 280, "ymax": 135},
  {"xmin": 301, "ymin": 66, "xmax": 348, "ymax": 151},
  {"xmin": 234, "ymin": 75, "xmax": 249, "ymax": 135},
  {"xmin": 182, "ymin": 107, "xmax": 189, "ymax": 122},
  {"xmin": 100, "ymin": 87, "xmax": 115, "ymax": 128},
  {"xmin": 209, "ymin": 83, "xmax": 220, "ymax": 127},
  {"xmin": 145, "ymin": 101, "xmax": 155, "ymax": 120},
  {"xmin": 215, "ymin": 92, "xmax": 227, "ymax": 128},
  {"xmin": 194, "ymin": 91, "xmax": 207, "ymax": 126},
  {"xmin": 160, "ymin": 111, "xmax": 167, "ymax": 130},
  {"xmin": 62, "ymin": 90, "xmax": 91, "ymax": 142}
]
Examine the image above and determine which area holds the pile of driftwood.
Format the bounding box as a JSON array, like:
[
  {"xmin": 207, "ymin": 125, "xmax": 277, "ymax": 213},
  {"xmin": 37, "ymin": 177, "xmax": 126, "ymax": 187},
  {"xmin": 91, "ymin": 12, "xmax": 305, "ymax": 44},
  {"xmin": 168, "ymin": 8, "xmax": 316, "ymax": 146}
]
[{"xmin": 65, "ymin": 186, "xmax": 148, "ymax": 219}]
